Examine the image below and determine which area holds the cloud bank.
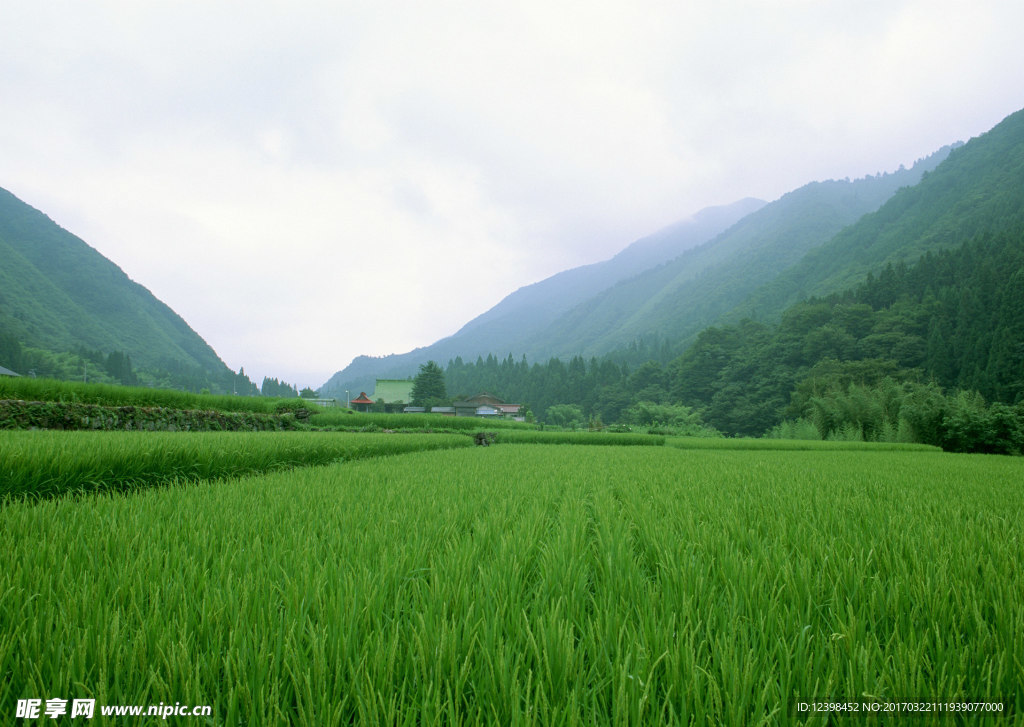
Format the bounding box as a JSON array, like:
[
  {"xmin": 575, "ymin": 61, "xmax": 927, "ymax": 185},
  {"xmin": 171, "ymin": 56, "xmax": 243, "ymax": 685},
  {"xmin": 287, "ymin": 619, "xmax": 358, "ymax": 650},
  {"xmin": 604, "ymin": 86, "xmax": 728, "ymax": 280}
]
[{"xmin": 2, "ymin": 1, "xmax": 1022, "ymax": 387}]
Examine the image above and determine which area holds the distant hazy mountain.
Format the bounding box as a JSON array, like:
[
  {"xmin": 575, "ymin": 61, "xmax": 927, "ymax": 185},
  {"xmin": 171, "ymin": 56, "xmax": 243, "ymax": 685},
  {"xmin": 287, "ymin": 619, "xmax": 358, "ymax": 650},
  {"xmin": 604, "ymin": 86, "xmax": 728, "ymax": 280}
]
[
  {"xmin": 0, "ymin": 187, "xmax": 235, "ymax": 385},
  {"xmin": 320, "ymin": 198, "xmax": 765, "ymax": 397},
  {"xmin": 733, "ymin": 108, "xmax": 1024, "ymax": 320},
  {"xmin": 322, "ymin": 145, "xmax": 952, "ymax": 397},
  {"xmin": 519, "ymin": 147, "xmax": 953, "ymax": 359}
]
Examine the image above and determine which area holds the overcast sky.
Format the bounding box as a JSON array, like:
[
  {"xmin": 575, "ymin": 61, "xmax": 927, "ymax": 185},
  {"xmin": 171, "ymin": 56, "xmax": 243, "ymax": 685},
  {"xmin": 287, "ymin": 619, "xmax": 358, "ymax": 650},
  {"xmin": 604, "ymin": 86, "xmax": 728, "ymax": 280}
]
[{"xmin": 2, "ymin": 1, "xmax": 1023, "ymax": 389}]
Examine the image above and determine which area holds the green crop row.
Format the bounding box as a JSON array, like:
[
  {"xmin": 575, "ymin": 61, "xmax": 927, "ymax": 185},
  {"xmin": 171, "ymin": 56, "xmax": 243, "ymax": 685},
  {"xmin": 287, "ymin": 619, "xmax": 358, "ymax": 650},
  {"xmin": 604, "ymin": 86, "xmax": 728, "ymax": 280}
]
[
  {"xmin": 0, "ymin": 430, "xmax": 472, "ymax": 500},
  {"xmin": 666, "ymin": 436, "xmax": 942, "ymax": 451},
  {"xmin": 494, "ymin": 429, "xmax": 665, "ymax": 446},
  {"xmin": 0, "ymin": 376, "xmax": 292, "ymax": 413},
  {"xmin": 0, "ymin": 399, "xmax": 298, "ymax": 432},
  {"xmin": 4, "ymin": 445, "xmax": 1022, "ymax": 724},
  {"xmin": 306, "ymin": 409, "xmax": 534, "ymax": 430}
]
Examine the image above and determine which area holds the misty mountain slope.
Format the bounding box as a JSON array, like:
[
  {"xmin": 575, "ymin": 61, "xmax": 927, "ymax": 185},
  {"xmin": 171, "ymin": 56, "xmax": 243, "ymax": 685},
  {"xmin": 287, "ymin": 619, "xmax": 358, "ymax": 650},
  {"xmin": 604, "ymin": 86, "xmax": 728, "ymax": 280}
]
[
  {"xmin": 319, "ymin": 198, "xmax": 764, "ymax": 396},
  {"xmin": 733, "ymin": 108, "xmax": 1024, "ymax": 321},
  {"xmin": 454, "ymin": 198, "xmax": 765, "ymax": 343},
  {"xmin": 0, "ymin": 186, "xmax": 232, "ymax": 378},
  {"xmin": 521, "ymin": 148, "xmax": 952, "ymax": 359}
]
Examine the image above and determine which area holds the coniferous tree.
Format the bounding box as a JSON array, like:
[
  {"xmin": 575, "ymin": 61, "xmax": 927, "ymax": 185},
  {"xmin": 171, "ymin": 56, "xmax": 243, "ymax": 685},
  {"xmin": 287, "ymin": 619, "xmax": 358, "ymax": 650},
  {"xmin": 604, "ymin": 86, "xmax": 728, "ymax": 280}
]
[{"xmin": 411, "ymin": 361, "xmax": 448, "ymax": 406}]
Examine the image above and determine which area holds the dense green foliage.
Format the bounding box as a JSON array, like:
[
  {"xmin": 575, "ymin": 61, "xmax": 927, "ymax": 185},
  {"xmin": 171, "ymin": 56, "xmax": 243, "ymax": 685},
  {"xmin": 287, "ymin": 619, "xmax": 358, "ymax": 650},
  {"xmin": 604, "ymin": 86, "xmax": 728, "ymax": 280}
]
[
  {"xmin": 0, "ymin": 399, "xmax": 302, "ymax": 433},
  {"xmin": 446, "ymin": 352, "xmax": 635, "ymax": 424},
  {"xmin": 621, "ymin": 401, "xmax": 720, "ymax": 436},
  {"xmin": 669, "ymin": 225, "xmax": 1024, "ymax": 441},
  {"xmin": 410, "ymin": 360, "xmax": 448, "ymax": 406},
  {"xmin": 543, "ymin": 403, "xmax": 585, "ymax": 429},
  {"xmin": 0, "ymin": 337, "xmax": 261, "ymax": 394},
  {"xmin": 260, "ymin": 376, "xmax": 299, "ymax": 398},
  {"xmin": 0, "ymin": 431, "xmax": 471, "ymax": 499},
  {"xmin": 4, "ymin": 445, "xmax": 1021, "ymax": 723},
  {"xmin": 777, "ymin": 377, "xmax": 1024, "ymax": 455}
]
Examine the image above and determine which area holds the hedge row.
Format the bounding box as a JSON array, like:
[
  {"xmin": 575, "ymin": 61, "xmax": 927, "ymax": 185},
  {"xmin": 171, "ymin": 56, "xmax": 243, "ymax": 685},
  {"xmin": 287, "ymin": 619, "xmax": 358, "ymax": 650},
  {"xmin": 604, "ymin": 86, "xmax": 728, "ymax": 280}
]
[{"xmin": 0, "ymin": 399, "xmax": 302, "ymax": 432}]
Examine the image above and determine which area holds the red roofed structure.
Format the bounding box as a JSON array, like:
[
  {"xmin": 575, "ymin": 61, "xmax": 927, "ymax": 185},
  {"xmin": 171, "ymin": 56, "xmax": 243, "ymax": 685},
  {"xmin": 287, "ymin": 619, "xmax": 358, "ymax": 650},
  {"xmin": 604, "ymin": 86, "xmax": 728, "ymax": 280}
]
[{"xmin": 349, "ymin": 392, "xmax": 374, "ymax": 412}]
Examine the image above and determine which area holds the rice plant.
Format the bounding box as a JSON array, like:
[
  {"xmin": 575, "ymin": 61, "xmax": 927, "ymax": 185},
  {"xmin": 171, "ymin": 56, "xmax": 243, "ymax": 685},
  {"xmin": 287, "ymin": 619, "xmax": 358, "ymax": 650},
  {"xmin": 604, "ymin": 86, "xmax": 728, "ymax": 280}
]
[
  {"xmin": 666, "ymin": 436, "xmax": 941, "ymax": 451},
  {"xmin": 0, "ymin": 376, "xmax": 288, "ymax": 413},
  {"xmin": 2, "ymin": 445, "xmax": 1021, "ymax": 724},
  {"xmin": 306, "ymin": 409, "xmax": 534, "ymax": 431},
  {"xmin": 494, "ymin": 429, "xmax": 666, "ymax": 446},
  {"xmin": 0, "ymin": 430, "xmax": 472, "ymax": 499}
]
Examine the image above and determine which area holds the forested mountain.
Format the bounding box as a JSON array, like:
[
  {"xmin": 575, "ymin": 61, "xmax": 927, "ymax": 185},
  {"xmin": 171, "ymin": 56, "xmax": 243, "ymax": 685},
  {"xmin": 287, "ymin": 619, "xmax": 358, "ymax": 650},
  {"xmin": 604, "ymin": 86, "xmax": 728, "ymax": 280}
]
[
  {"xmin": 519, "ymin": 148, "xmax": 952, "ymax": 359},
  {"xmin": 320, "ymin": 197, "xmax": 764, "ymax": 398},
  {"xmin": 665, "ymin": 223, "xmax": 1024, "ymax": 439},
  {"xmin": 323, "ymin": 146, "xmax": 949, "ymax": 398},
  {"xmin": 451, "ymin": 197, "xmax": 767, "ymax": 347},
  {"xmin": 440, "ymin": 107, "xmax": 1024, "ymax": 451},
  {"xmin": 0, "ymin": 187, "xmax": 249, "ymax": 392},
  {"xmin": 732, "ymin": 107, "xmax": 1024, "ymax": 323}
]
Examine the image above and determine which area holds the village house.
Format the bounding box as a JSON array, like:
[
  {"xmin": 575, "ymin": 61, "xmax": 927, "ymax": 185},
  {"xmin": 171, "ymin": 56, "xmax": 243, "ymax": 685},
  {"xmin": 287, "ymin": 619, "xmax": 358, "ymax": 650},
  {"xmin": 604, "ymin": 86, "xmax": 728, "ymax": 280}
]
[
  {"xmin": 371, "ymin": 379, "xmax": 414, "ymax": 413},
  {"xmin": 352, "ymin": 381, "xmax": 523, "ymax": 420},
  {"xmin": 451, "ymin": 392, "xmax": 524, "ymax": 421}
]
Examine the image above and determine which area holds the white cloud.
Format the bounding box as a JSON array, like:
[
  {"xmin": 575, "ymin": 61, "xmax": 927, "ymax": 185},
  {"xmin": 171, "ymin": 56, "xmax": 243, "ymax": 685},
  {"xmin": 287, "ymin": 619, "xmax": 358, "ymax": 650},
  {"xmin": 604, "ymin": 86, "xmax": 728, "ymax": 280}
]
[{"xmin": 2, "ymin": 1, "xmax": 1023, "ymax": 387}]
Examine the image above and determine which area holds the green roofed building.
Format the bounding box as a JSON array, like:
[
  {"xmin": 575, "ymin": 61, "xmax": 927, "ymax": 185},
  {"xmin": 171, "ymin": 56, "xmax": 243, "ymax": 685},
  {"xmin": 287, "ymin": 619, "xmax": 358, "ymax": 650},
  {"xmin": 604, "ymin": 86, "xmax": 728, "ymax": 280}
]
[{"xmin": 373, "ymin": 379, "xmax": 414, "ymax": 406}]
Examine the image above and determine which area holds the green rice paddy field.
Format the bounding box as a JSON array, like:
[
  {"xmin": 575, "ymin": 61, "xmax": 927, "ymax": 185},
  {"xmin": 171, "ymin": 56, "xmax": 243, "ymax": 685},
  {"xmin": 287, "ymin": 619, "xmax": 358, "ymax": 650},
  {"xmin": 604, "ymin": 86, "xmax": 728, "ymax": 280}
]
[{"xmin": 2, "ymin": 434, "xmax": 1023, "ymax": 725}]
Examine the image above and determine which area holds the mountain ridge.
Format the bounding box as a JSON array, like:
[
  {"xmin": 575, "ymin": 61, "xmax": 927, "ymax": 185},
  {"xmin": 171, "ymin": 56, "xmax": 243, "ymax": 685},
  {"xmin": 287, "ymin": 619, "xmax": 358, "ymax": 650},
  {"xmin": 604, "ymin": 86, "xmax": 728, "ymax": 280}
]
[
  {"xmin": 0, "ymin": 187, "xmax": 239, "ymax": 390},
  {"xmin": 320, "ymin": 197, "xmax": 765, "ymax": 397},
  {"xmin": 321, "ymin": 146, "xmax": 951, "ymax": 397},
  {"xmin": 730, "ymin": 110, "xmax": 1024, "ymax": 321},
  {"xmin": 521, "ymin": 148, "xmax": 953, "ymax": 360}
]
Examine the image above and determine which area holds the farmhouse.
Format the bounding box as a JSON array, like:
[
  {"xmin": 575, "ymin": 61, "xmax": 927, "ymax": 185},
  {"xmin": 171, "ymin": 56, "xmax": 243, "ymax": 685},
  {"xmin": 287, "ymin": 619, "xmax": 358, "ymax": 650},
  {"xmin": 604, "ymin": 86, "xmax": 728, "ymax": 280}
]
[
  {"xmin": 452, "ymin": 392, "xmax": 523, "ymax": 420},
  {"xmin": 372, "ymin": 379, "xmax": 414, "ymax": 412},
  {"xmin": 0, "ymin": 364, "xmax": 21, "ymax": 377},
  {"xmin": 353, "ymin": 381, "xmax": 524, "ymax": 419}
]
